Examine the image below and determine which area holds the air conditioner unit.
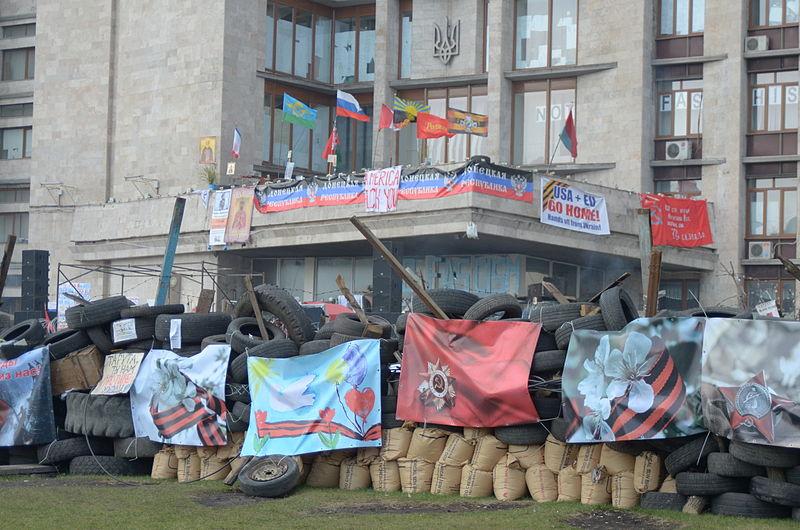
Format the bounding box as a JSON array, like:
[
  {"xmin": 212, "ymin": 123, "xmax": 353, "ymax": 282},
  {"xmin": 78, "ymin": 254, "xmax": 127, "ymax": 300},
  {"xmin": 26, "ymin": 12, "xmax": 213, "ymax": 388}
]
[
  {"xmin": 665, "ymin": 140, "xmax": 691, "ymax": 161},
  {"xmin": 748, "ymin": 241, "xmax": 773, "ymax": 260},
  {"xmin": 745, "ymin": 35, "xmax": 769, "ymax": 52}
]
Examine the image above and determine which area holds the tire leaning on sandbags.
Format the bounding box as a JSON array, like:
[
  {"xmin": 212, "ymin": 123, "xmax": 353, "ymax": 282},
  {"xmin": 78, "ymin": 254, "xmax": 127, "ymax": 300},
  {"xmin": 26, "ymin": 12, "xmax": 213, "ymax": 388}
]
[
  {"xmin": 411, "ymin": 288, "xmax": 480, "ymax": 318},
  {"xmin": 64, "ymin": 296, "xmax": 133, "ymax": 330},
  {"xmin": 42, "ymin": 329, "xmax": 92, "ymax": 360},
  {"xmin": 463, "ymin": 293, "xmax": 522, "ymax": 321},
  {"xmin": 0, "ymin": 318, "xmax": 45, "ymax": 346},
  {"xmin": 64, "ymin": 392, "xmax": 135, "ymax": 438},
  {"xmin": 154, "ymin": 313, "xmax": 232, "ymax": 344},
  {"xmin": 232, "ymin": 284, "xmax": 315, "ymax": 345},
  {"xmin": 599, "ymin": 286, "xmax": 639, "ymax": 331},
  {"xmin": 238, "ymin": 456, "xmax": 302, "ymax": 498}
]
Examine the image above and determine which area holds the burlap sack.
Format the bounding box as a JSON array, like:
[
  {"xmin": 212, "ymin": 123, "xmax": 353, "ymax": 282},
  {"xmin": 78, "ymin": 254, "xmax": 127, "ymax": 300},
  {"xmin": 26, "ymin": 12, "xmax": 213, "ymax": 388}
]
[
  {"xmin": 611, "ymin": 471, "xmax": 640, "ymax": 508},
  {"xmin": 470, "ymin": 435, "xmax": 508, "ymax": 471},
  {"xmin": 151, "ymin": 446, "xmax": 178, "ymax": 479},
  {"xmin": 216, "ymin": 431, "xmax": 245, "ymax": 460},
  {"xmin": 525, "ymin": 463, "xmax": 558, "ymax": 502},
  {"xmin": 575, "ymin": 444, "xmax": 603, "ymax": 475},
  {"xmin": 463, "ymin": 427, "xmax": 492, "ymax": 442},
  {"xmin": 173, "ymin": 445, "xmax": 195, "ymax": 459},
  {"xmin": 493, "ymin": 454, "xmax": 528, "ymax": 501},
  {"xmin": 370, "ymin": 458, "xmax": 401, "ymax": 492},
  {"xmin": 598, "ymin": 445, "xmax": 635, "ymax": 475},
  {"xmin": 200, "ymin": 456, "xmax": 231, "ymax": 481},
  {"xmin": 543, "ymin": 436, "xmax": 577, "ymax": 475},
  {"xmin": 339, "ymin": 458, "xmax": 372, "ymax": 490},
  {"xmin": 508, "ymin": 444, "xmax": 545, "ymax": 470},
  {"xmin": 196, "ymin": 446, "xmax": 216, "ymax": 460},
  {"xmin": 581, "ymin": 468, "xmax": 612, "ymax": 505},
  {"xmin": 306, "ymin": 460, "xmax": 341, "ymax": 488},
  {"xmin": 460, "ymin": 464, "xmax": 494, "ymax": 498},
  {"xmin": 406, "ymin": 428, "xmax": 449, "ymax": 461},
  {"xmin": 356, "ymin": 447, "xmax": 380, "ymax": 465},
  {"xmin": 381, "ymin": 427, "xmax": 414, "ymax": 461},
  {"xmin": 323, "ymin": 450, "xmax": 356, "ymax": 464},
  {"xmin": 430, "ymin": 462, "xmax": 463, "ymax": 495},
  {"xmin": 557, "ymin": 465, "xmax": 581, "ymax": 502},
  {"xmin": 659, "ymin": 475, "xmax": 677, "ymax": 493},
  {"xmin": 439, "ymin": 434, "xmax": 476, "ymax": 466},
  {"xmin": 634, "ymin": 451, "xmax": 663, "ymax": 493},
  {"xmin": 398, "ymin": 457, "xmax": 435, "ymax": 494},
  {"xmin": 177, "ymin": 453, "xmax": 201, "ymax": 483}
]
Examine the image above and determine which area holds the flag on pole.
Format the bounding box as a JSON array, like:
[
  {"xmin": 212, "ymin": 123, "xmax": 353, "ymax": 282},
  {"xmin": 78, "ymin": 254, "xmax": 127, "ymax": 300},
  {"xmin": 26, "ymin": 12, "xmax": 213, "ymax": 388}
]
[
  {"xmin": 378, "ymin": 104, "xmax": 397, "ymax": 131},
  {"xmin": 559, "ymin": 109, "xmax": 578, "ymax": 158},
  {"xmin": 336, "ymin": 90, "xmax": 370, "ymax": 122},
  {"xmin": 231, "ymin": 128, "xmax": 242, "ymax": 159},
  {"xmin": 416, "ymin": 112, "xmax": 455, "ymax": 139},
  {"xmin": 322, "ymin": 126, "xmax": 340, "ymax": 161},
  {"xmin": 283, "ymin": 94, "xmax": 318, "ymax": 129},
  {"xmin": 393, "ymin": 96, "xmax": 429, "ymax": 127}
]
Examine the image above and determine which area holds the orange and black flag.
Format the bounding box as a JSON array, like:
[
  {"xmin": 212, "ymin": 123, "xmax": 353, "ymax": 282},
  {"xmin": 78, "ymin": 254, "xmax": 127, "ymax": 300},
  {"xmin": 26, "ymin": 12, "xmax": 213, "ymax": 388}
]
[{"xmin": 447, "ymin": 108, "xmax": 489, "ymax": 137}]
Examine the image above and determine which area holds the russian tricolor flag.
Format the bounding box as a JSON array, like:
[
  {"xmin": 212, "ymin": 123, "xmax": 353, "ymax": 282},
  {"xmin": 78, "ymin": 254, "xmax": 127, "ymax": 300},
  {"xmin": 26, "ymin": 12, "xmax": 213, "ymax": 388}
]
[{"xmin": 336, "ymin": 90, "xmax": 370, "ymax": 122}]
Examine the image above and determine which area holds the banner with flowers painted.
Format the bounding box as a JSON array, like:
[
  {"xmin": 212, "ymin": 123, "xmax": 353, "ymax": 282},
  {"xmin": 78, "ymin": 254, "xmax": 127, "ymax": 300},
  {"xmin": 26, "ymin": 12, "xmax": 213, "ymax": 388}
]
[
  {"xmin": 562, "ymin": 318, "xmax": 706, "ymax": 443},
  {"xmin": 241, "ymin": 339, "xmax": 381, "ymax": 457}
]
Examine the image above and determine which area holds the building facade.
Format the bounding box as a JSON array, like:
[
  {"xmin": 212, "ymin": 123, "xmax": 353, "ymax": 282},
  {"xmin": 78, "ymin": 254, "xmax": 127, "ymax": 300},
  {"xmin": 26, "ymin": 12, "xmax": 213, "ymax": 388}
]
[{"xmin": 15, "ymin": 0, "xmax": 800, "ymax": 315}]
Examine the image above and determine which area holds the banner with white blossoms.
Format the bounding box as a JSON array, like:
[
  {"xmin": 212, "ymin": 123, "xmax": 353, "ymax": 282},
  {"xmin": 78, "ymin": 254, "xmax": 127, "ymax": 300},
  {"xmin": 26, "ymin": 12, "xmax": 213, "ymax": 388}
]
[{"xmin": 561, "ymin": 317, "xmax": 705, "ymax": 443}]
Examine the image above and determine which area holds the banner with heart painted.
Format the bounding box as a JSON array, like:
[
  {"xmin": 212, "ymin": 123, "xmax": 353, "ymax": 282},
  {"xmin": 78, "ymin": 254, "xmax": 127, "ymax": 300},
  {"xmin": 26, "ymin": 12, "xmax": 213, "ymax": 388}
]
[{"xmin": 241, "ymin": 339, "xmax": 382, "ymax": 457}]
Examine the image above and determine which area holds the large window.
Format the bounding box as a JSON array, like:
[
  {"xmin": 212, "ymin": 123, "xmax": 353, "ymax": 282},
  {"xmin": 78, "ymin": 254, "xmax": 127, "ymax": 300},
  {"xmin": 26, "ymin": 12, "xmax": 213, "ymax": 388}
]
[
  {"xmin": 0, "ymin": 103, "xmax": 32, "ymax": 118},
  {"xmin": 2, "ymin": 48, "xmax": 34, "ymax": 81},
  {"xmin": 315, "ymin": 257, "xmax": 372, "ymax": 300},
  {"xmin": 747, "ymin": 278, "xmax": 795, "ymax": 315},
  {"xmin": 514, "ymin": 0, "xmax": 577, "ymax": 70},
  {"xmin": 0, "ymin": 188, "xmax": 29, "ymax": 203},
  {"xmin": 2, "ymin": 24, "xmax": 35, "ymax": 39},
  {"xmin": 264, "ymin": 2, "xmax": 332, "ymax": 83},
  {"xmin": 512, "ymin": 79, "xmax": 575, "ymax": 165},
  {"xmin": 747, "ymin": 177, "xmax": 797, "ymax": 237},
  {"xmin": 657, "ymin": 79, "xmax": 703, "ymax": 137},
  {"xmin": 750, "ymin": 0, "xmax": 800, "ymax": 27},
  {"xmin": 750, "ymin": 71, "xmax": 799, "ymax": 132},
  {"xmin": 655, "ymin": 179, "xmax": 702, "ymax": 196},
  {"xmin": 659, "ymin": 0, "xmax": 705, "ymax": 36},
  {"xmin": 0, "ymin": 212, "xmax": 28, "ymax": 241},
  {"xmin": 0, "ymin": 127, "xmax": 31, "ymax": 159},
  {"xmin": 263, "ymin": 87, "xmax": 331, "ymax": 172},
  {"xmin": 333, "ymin": 7, "xmax": 376, "ymax": 84},
  {"xmin": 660, "ymin": 279, "xmax": 701, "ymax": 311}
]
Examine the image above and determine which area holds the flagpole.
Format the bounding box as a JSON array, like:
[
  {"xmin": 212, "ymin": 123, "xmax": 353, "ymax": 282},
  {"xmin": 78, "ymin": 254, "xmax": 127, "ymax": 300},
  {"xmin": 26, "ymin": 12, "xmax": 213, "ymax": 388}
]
[{"xmin": 548, "ymin": 133, "xmax": 564, "ymax": 169}]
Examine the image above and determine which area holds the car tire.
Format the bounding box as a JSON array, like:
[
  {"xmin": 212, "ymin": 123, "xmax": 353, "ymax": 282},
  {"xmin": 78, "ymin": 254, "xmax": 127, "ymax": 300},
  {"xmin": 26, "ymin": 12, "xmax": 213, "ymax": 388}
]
[
  {"xmin": 154, "ymin": 313, "xmax": 232, "ymax": 344},
  {"xmin": 65, "ymin": 296, "xmax": 133, "ymax": 330},
  {"xmin": 599, "ymin": 287, "xmax": 638, "ymax": 331},
  {"xmin": 43, "ymin": 329, "xmax": 92, "ymax": 360},
  {"xmin": 729, "ymin": 440, "xmax": 800, "ymax": 469},
  {"xmin": 238, "ymin": 456, "xmax": 301, "ymax": 498},
  {"xmin": 750, "ymin": 476, "xmax": 800, "ymax": 507},
  {"xmin": 463, "ymin": 294, "xmax": 523, "ymax": 321},
  {"xmin": 675, "ymin": 472, "xmax": 750, "ymax": 496},
  {"xmin": 707, "ymin": 452, "xmax": 765, "ymax": 478},
  {"xmin": 710, "ymin": 492, "xmax": 792, "ymax": 518},
  {"xmin": 494, "ymin": 423, "xmax": 549, "ymax": 445}
]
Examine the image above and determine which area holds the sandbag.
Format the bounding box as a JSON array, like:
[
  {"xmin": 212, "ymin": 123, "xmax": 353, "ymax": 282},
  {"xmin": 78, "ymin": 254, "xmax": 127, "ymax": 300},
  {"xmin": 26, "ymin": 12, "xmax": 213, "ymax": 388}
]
[
  {"xmin": 200, "ymin": 455, "xmax": 231, "ymax": 481},
  {"xmin": 381, "ymin": 427, "xmax": 413, "ymax": 461},
  {"xmin": 339, "ymin": 458, "xmax": 371, "ymax": 490},
  {"xmin": 173, "ymin": 445, "xmax": 195, "ymax": 459},
  {"xmin": 544, "ymin": 435, "xmax": 578, "ymax": 475},
  {"xmin": 177, "ymin": 453, "xmax": 201, "ymax": 483},
  {"xmin": 430, "ymin": 462, "xmax": 463, "ymax": 495},
  {"xmin": 398, "ymin": 457, "xmax": 435, "ymax": 494},
  {"xmin": 575, "ymin": 444, "xmax": 603, "ymax": 475},
  {"xmin": 406, "ymin": 427, "xmax": 449, "ymax": 461},
  {"xmin": 581, "ymin": 468, "xmax": 612, "ymax": 505},
  {"xmin": 306, "ymin": 459, "xmax": 341, "ymax": 488},
  {"xmin": 659, "ymin": 475, "xmax": 677, "ymax": 493},
  {"xmin": 525, "ymin": 463, "xmax": 558, "ymax": 502},
  {"xmin": 439, "ymin": 434, "xmax": 476, "ymax": 466},
  {"xmin": 493, "ymin": 454, "xmax": 528, "ymax": 501},
  {"xmin": 612, "ymin": 471, "xmax": 640, "ymax": 509},
  {"xmin": 634, "ymin": 451, "xmax": 663, "ymax": 494},
  {"xmin": 557, "ymin": 465, "xmax": 581, "ymax": 502},
  {"xmin": 508, "ymin": 444, "xmax": 545, "ymax": 470},
  {"xmin": 216, "ymin": 431, "xmax": 245, "ymax": 460},
  {"xmin": 463, "ymin": 427, "xmax": 492, "ymax": 442},
  {"xmin": 470, "ymin": 435, "xmax": 508, "ymax": 471},
  {"xmin": 356, "ymin": 447, "xmax": 380, "ymax": 465},
  {"xmin": 322, "ymin": 450, "xmax": 355, "ymax": 464},
  {"xmin": 370, "ymin": 458, "xmax": 401, "ymax": 492},
  {"xmin": 151, "ymin": 446, "xmax": 178, "ymax": 480},
  {"xmin": 460, "ymin": 463, "xmax": 494, "ymax": 498},
  {"xmin": 599, "ymin": 445, "xmax": 635, "ymax": 475}
]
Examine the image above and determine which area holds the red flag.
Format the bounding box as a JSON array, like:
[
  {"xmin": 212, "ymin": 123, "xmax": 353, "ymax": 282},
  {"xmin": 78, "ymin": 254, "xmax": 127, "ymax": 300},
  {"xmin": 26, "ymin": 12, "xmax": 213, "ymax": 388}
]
[
  {"xmin": 559, "ymin": 109, "xmax": 578, "ymax": 158},
  {"xmin": 378, "ymin": 104, "xmax": 395, "ymax": 131},
  {"xmin": 640, "ymin": 193, "xmax": 713, "ymax": 247},
  {"xmin": 321, "ymin": 126, "xmax": 339, "ymax": 161},
  {"xmin": 397, "ymin": 314, "xmax": 541, "ymax": 427},
  {"xmin": 416, "ymin": 112, "xmax": 455, "ymax": 139}
]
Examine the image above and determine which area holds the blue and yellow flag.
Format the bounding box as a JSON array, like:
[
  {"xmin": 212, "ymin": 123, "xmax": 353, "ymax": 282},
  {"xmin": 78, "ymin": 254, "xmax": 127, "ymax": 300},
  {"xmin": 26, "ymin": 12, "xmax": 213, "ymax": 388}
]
[{"xmin": 283, "ymin": 94, "xmax": 317, "ymax": 129}]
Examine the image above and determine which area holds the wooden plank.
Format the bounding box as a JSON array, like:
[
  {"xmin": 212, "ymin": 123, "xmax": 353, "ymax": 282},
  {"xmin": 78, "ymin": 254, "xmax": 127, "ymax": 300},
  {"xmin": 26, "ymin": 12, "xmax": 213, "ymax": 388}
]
[
  {"xmin": 645, "ymin": 250, "xmax": 663, "ymax": 317},
  {"xmin": 335, "ymin": 274, "xmax": 383, "ymax": 337},
  {"xmin": 0, "ymin": 235, "xmax": 16, "ymax": 301},
  {"xmin": 155, "ymin": 197, "xmax": 186, "ymax": 305},
  {"xmin": 587, "ymin": 273, "xmax": 632, "ymax": 304},
  {"xmin": 541, "ymin": 281, "xmax": 570, "ymax": 304},
  {"xmin": 0, "ymin": 464, "xmax": 57, "ymax": 476},
  {"xmin": 243, "ymin": 276, "xmax": 269, "ymax": 339},
  {"xmin": 350, "ymin": 216, "xmax": 449, "ymax": 319},
  {"xmin": 195, "ymin": 289, "xmax": 215, "ymax": 314}
]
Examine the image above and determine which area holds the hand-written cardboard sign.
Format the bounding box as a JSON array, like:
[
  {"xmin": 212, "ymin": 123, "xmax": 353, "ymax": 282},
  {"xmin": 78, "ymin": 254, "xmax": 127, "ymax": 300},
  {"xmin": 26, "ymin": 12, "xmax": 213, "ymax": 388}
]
[
  {"xmin": 365, "ymin": 165, "xmax": 402, "ymax": 213},
  {"xmin": 92, "ymin": 352, "xmax": 145, "ymax": 396}
]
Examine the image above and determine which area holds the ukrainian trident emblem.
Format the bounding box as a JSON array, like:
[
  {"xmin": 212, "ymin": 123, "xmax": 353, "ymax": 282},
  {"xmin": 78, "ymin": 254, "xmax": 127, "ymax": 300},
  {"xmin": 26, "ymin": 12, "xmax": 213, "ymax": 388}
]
[{"xmin": 433, "ymin": 17, "xmax": 460, "ymax": 65}]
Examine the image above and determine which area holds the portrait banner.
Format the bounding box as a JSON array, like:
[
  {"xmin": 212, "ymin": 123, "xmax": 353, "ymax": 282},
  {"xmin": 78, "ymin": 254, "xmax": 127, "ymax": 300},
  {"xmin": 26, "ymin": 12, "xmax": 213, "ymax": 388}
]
[
  {"xmin": 224, "ymin": 187, "xmax": 255, "ymax": 244},
  {"xmin": 208, "ymin": 189, "xmax": 231, "ymax": 247},
  {"xmin": 199, "ymin": 136, "xmax": 217, "ymax": 164}
]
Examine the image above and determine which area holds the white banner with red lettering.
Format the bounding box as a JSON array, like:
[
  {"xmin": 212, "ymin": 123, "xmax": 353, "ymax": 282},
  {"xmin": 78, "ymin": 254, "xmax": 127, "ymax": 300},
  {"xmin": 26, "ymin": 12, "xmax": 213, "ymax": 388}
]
[
  {"xmin": 365, "ymin": 165, "xmax": 402, "ymax": 213},
  {"xmin": 539, "ymin": 176, "xmax": 610, "ymax": 236}
]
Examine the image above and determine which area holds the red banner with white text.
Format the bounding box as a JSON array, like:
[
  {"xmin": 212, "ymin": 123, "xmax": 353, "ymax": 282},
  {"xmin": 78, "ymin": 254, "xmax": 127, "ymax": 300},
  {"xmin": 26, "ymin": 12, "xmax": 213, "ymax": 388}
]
[{"xmin": 641, "ymin": 194, "xmax": 713, "ymax": 248}]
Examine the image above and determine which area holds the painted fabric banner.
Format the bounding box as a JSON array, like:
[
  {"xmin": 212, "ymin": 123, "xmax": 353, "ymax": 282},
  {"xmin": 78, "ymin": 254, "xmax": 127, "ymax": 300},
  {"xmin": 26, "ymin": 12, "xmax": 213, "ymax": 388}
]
[
  {"xmin": 224, "ymin": 186, "xmax": 255, "ymax": 244},
  {"xmin": 242, "ymin": 339, "xmax": 381, "ymax": 457},
  {"xmin": 540, "ymin": 176, "xmax": 610, "ymax": 235},
  {"xmin": 397, "ymin": 315, "xmax": 541, "ymax": 427},
  {"xmin": 562, "ymin": 318, "xmax": 706, "ymax": 443},
  {"xmin": 365, "ymin": 165, "xmax": 402, "ymax": 213},
  {"xmin": 208, "ymin": 189, "xmax": 231, "ymax": 246},
  {"xmin": 0, "ymin": 346, "xmax": 55, "ymax": 447},
  {"xmin": 131, "ymin": 345, "xmax": 231, "ymax": 446},
  {"xmin": 702, "ymin": 319, "xmax": 800, "ymax": 448},
  {"xmin": 641, "ymin": 194, "xmax": 713, "ymax": 248}
]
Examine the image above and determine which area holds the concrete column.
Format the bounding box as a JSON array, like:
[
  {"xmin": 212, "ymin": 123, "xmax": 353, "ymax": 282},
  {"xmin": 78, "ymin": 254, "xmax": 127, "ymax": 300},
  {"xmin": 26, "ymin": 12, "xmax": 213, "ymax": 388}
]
[
  {"xmin": 699, "ymin": 1, "xmax": 748, "ymax": 307},
  {"xmin": 486, "ymin": 0, "xmax": 513, "ymax": 164},
  {"xmin": 372, "ymin": 0, "xmax": 400, "ymax": 168}
]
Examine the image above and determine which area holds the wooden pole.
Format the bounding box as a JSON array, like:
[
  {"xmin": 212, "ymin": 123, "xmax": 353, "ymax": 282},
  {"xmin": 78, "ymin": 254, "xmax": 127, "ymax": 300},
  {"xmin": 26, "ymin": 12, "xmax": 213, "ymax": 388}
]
[
  {"xmin": 350, "ymin": 216, "xmax": 449, "ymax": 319},
  {"xmin": 155, "ymin": 198, "xmax": 186, "ymax": 305},
  {"xmin": 637, "ymin": 208, "xmax": 653, "ymax": 310},
  {"xmin": 243, "ymin": 276, "xmax": 269, "ymax": 339},
  {"xmin": 645, "ymin": 250, "xmax": 663, "ymax": 317},
  {"xmin": 336, "ymin": 274, "xmax": 383, "ymax": 337},
  {"xmin": 587, "ymin": 272, "xmax": 631, "ymax": 304},
  {"xmin": 0, "ymin": 235, "xmax": 17, "ymax": 301}
]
